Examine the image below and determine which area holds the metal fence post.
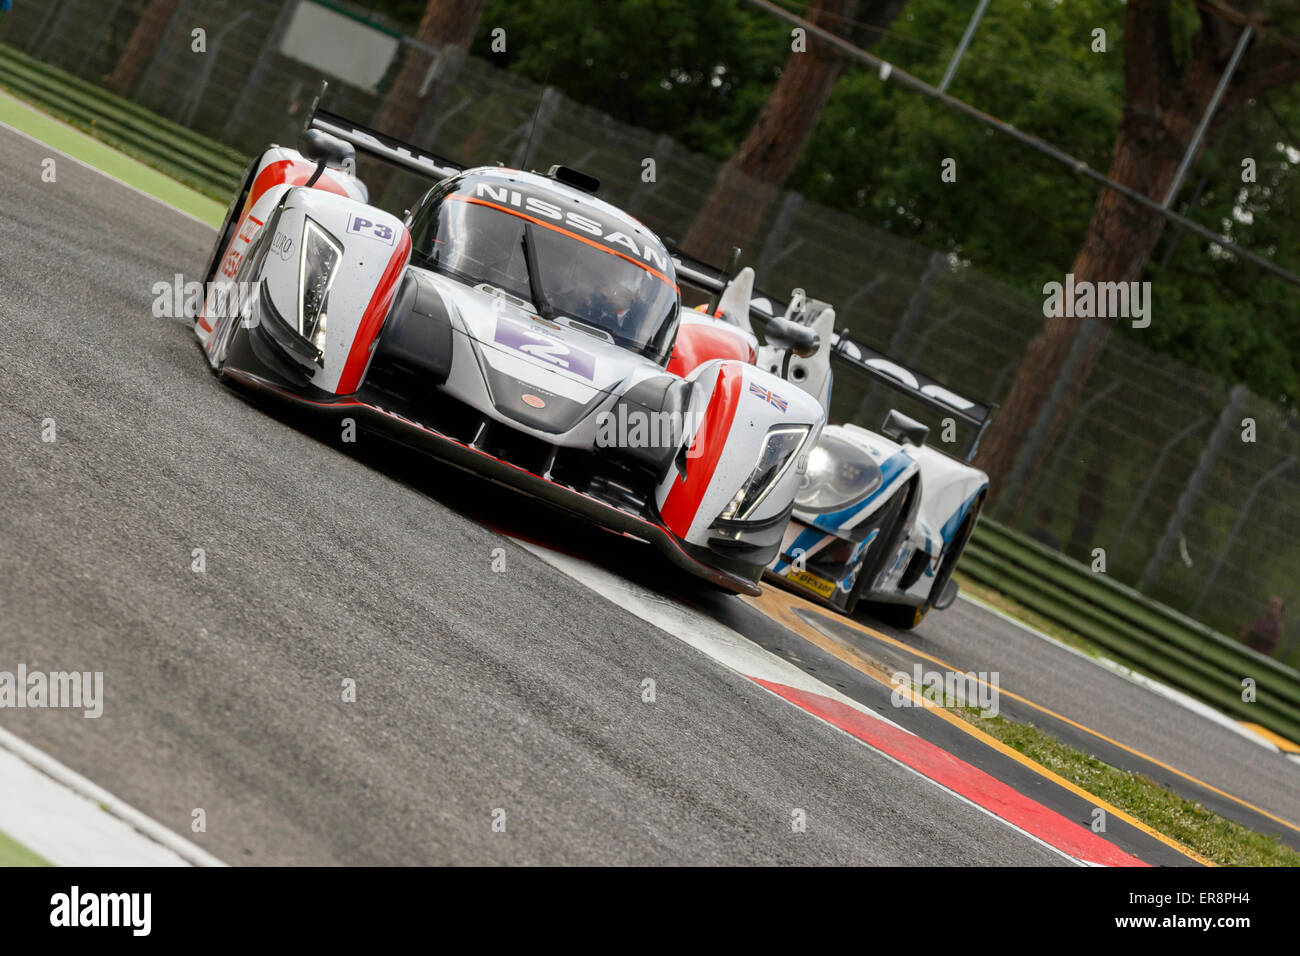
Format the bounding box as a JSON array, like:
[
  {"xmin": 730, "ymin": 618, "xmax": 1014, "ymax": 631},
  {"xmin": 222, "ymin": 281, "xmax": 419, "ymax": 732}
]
[
  {"xmin": 1140, "ymin": 384, "xmax": 1248, "ymax": 591},
  {"xmin": 1112, "ymin": 415, "xmax": 1209, "ymax": 559},
  {"xmin": 1000, "ymin": 317, "xmax": 1108, "ymax": 516},
  {"xmin": 938, "ymin": 0, "xmax": 991, "ymax": 93},
  {"xmin": 887, "ymin": 250, "xmax": 946, "ymax": 354},
  {"xmin": 1023, "ymin": 378, "xmax": 1122, "ymax": 522},
  {"xmin": 907, "ymin": 307, "xmax": 960, "ymax": 364},
  {"xmin": 1191, "ymin": 456, "xmax": 1295, "ymax": 614},
  {"xmin": 625, "ymin": 133, "xmax": 675, "ymax": 218},
  {"xmin": 839, "ymin": 274, "xmax": 885, "ymax": 315},
  {"xmin": 34, "ymin": 0, "xmax": 75, "ymax": 59},
  {"xmin": 137, "ymin": 0, "xmax": 193, "ymax": 107},
  {"xmin": 511, "ymin": 85, "xmax": 561, "ymax": 168},
  {"xmin": 220, "ymin": 0, "xmax": 297, "ymax": 143},
  {"xmin": 756, "ymin": 192, "xmax": 804, "ymax": 277},
  {"xmin": 179, "ymin": 10, "xmax": 252, "ymax": 127}
]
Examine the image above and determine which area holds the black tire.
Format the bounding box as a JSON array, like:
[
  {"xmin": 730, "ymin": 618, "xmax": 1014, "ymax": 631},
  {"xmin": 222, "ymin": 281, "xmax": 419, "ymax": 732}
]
[
  {"xmin": 844, "ymin": 477, "xmax": 917, "ymax": 614},
  {"xmin": 866, "ymin": 493, "xmax": 985, "ymax": 631},
  {"xmin": 200, "ymin": 158, "xmax": 259, "ymax": 288},
  {"xmin": 868, "ymin": 600, "xmax": 929, "ymax": 630}
]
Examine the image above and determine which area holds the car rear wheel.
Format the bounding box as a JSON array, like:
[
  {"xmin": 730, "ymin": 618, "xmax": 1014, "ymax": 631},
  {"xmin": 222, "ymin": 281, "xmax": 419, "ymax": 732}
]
[
  {"xmin": 870, "ymin": 600, "xmax": 929, "ymax": 630},
  {"xmin": 868, "ymin": 494, "xmax": 984, "ymax": 631},
  {"xmin": 844, "ymin": 477, "xmax": 916, "ymax": 615}
]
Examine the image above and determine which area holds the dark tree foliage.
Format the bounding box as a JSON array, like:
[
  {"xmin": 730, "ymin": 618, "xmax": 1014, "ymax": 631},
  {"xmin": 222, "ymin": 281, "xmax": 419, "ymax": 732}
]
[{"xmin": 361, "ymin": 0, "xmax": 1300, "ymax": 408}]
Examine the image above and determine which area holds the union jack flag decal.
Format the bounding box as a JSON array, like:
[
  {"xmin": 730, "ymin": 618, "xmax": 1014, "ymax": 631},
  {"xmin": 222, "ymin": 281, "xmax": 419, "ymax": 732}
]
[{"xmin": 748, "ymin": 382, "xmax": 788, "ymax": 412}]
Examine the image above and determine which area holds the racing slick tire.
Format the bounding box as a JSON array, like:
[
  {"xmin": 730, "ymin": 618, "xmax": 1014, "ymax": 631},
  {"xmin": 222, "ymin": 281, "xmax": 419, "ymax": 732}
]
[
  {"xmin": 200, "ymin": 157, "xmax": 259, "ymax": 288},
  {"xmin": 845, "ymin": 476, "xmax": 916, "ymax": 616},
  {"xmin": 867, "ymin": 493, "xmax": 984, "ymax": 631}
]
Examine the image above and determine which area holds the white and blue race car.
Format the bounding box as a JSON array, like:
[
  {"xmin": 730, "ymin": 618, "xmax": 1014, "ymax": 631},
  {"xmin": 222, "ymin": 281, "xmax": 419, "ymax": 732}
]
[
  {"xmin": 666, "ymin": 261, "xmax": 992, "ymax": 629},
  {"xmin": 768, "ymin": 337, "xmax": 992, "ymax": 628}
]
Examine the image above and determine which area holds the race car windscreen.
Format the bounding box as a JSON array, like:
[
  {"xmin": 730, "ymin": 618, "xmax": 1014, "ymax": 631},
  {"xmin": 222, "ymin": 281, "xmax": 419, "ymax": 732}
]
[
  {"xmin": 409, "ymin": 188, "xmax": 678, "ymax": 358},
  {"xmin": 827, "ymin": 355, "xmax": 984, "ymax": 462}
]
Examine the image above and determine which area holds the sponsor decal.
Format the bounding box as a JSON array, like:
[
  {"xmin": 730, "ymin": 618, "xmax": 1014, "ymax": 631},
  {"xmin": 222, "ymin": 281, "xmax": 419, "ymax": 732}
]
[
  {"xmin": 748, "ymin": 382, "xmax": 788, "ymax": 412},
  {"xmin": 493, "ymin": 319, "xmax": 596, "ymax": 379},
  {"xmin": 786, "ymin": 568, "xmax": 836, "ymax": 599},
  {"xmin": 466, "ymin": 182, "xmax": 672, "ymax": 276},
  {"xmin": 220, "ymin": 248, "xmax": 242, "ymax": 279},
  {"xmin": 347, "ymin": 213, "xmax": 397, "ymax": 245},
  {"xmin": 271, "ymin": 230, "xmax": 294, "ymax": 260}
]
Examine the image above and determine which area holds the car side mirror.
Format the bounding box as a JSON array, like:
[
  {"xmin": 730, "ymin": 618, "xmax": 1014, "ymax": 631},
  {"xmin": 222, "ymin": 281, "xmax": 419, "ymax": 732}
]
[
  {"xmin": 299, "ymin": 129, "xmax": 354, "ymax": 167},
  {"xmin": 298, "ymin": 130, "xmax": 355, "ymax": 185},
  {"xmin": 762, "ymin": 315, "xmax": 820, "ymax": 357},
  {"xmin": 882, "ymin": 409, "xmax": 929, "ymax": 447}
]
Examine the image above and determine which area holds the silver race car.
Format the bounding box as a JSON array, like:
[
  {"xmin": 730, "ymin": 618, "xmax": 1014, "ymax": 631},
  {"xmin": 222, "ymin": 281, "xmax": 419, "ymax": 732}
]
[{"xmin": 195, "ymin": 97, "xmax": 829, "ymax": 594}]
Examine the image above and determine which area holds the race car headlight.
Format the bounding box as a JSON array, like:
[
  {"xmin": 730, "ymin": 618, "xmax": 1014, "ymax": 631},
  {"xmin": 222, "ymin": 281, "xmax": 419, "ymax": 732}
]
[
  {"xmin": 299, "ymin": 218, "xmax": 342, "ymax": 349},
  {"xmin": 719, "ymin": 424, "xmax": 811, "ymax": 522},
  {"xmin": 794, "ymin": 432, "xmax": 883, "ymax": 513}
]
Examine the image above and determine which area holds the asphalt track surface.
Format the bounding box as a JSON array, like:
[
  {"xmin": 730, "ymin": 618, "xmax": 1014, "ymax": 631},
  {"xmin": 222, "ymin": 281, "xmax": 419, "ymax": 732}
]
[{"xmin": 0, "ymin": 125, "xmax": 1296, "ymax": 865}]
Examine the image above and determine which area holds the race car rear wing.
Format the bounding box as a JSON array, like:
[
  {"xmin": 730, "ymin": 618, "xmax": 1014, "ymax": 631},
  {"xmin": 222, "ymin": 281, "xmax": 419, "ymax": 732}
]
[
  {"xmin": 303, "ymin": 82, "xmax": 463, "ymax": 183},
  {"xmin": 669, "ymin": 247, "xmax": 995, "ymax": 460},
  {"xmin": 831, "ymin": 335, "xmax": 996, "ymax": 460}
]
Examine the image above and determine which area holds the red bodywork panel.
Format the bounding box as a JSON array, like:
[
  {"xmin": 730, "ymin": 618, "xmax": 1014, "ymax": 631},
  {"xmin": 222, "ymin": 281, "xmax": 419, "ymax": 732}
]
[
  {"xmin": 246, "ymin": 158, "xmax": 350, "ymax": 211},
  {"xmin": 658, "ymin": 362, "xmax": 745, "ymax": 538},
  {"xmin": 667, "ymin": 321, "xmax": 756, "ymax": 378},
  {"xmin": 201, "ymin": 158, "xmax": 352, "ymax": 333}
]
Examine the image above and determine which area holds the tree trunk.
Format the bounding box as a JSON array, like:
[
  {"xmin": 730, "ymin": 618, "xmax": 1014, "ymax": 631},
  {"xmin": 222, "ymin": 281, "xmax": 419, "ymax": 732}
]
[
  {"xmin": 975, "ymin": 1, "xmax": 1297, "ymax": 507},
  {"xmin": 103, "ymin": 0, "xmax": 180, "ymax": 96},
  {"xmin": 374, "ymin": 0, "xmax": 487, "ymax": 144},
  {"xmin": 681, "ymin": 0, "xmax": 906, "ymax": 267}
]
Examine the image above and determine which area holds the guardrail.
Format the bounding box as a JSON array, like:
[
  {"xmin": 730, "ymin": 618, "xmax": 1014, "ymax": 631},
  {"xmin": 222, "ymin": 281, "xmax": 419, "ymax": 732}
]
[
  {"xmin": 0, "ymin": 43, "xmax": 245, "ymax": 199},
  {"xmin": 963, "ymin": 519, "xmax": 1300, "ymax": 745}
]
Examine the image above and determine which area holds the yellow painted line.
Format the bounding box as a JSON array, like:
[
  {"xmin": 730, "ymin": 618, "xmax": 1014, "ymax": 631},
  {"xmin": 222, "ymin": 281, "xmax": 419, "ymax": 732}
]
[
  {"xmin": 1239, "ymin": 722, "xmax": 1300, "ymax": 754},
  {"xmin": 748, "ymin": 586, "xmax": 1300, "ymax": 837},
  {"xmin": 746, "ymin": 588, "xmax": 1217, "ymax": 865}
]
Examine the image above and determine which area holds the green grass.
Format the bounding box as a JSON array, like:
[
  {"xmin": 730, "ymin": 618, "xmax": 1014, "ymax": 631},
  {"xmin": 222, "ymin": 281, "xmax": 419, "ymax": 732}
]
[
  {"xmin": 0, "ymin": 830, "xmax": 49, "ymax": 867},
  {"xmin": 0, "ymin": 42, "xmax": 242, "ymax": 203},
  {"xmin": 953, "ymin": 574, "xmax": 1300, "ymax": 864},
  {"xmin": 0, "ymin": 86, "xmax": 225, "ymax": 225},
  {"xmin": 958, "ymin": 706, "xmax": 1300, "ymax": 867}
]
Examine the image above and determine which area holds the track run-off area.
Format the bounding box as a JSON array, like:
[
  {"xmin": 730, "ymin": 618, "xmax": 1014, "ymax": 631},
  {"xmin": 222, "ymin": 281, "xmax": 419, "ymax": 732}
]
[{"xmin": 1, "ymin": 105, "xmax": 1298, "ymax": 866}]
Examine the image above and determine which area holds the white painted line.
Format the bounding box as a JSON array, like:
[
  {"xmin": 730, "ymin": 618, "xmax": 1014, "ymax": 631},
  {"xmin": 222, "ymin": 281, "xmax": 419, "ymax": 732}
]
[
  {"xmin": 0, "ymin": 104, "xmax": 219, "ymax": 231},
  {"xmin": 518, "ymin": 539, "xmax": 1094, "ymax": 865},
  {"xmin": 0, "ymin": 726, "xmax": 225, "ymax": 867},
  {"xmin": 513, "ymin": 538, "xmax": 907, "ymax": 730},
  {"xmin": 957, "ymin": 592, "xmax": 1283, "ymax": 753}
]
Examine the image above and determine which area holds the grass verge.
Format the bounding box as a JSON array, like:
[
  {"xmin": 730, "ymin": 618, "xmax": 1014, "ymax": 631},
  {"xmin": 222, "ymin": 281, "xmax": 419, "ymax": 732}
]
[
  {"xmin": 0, "ymin": 41, "xmax": 242, "ymax": 201},
  {"xmin": 0, "ymin": 830, "xmax": 49, "ymax": 867},
  {"xmin": 952, "ymin": 704, "xmax": 1300, "ymax": 866}
]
